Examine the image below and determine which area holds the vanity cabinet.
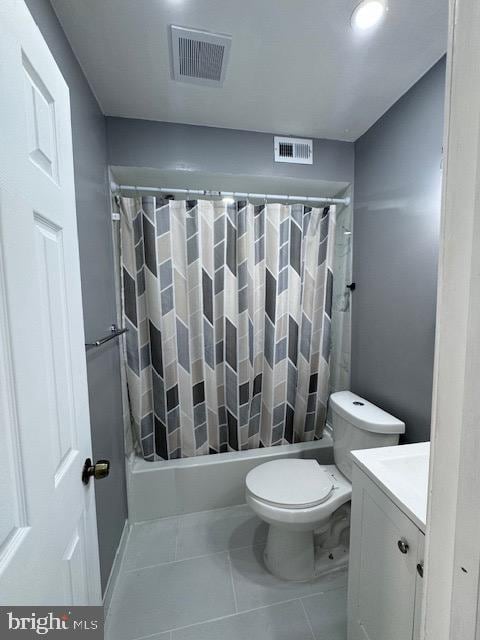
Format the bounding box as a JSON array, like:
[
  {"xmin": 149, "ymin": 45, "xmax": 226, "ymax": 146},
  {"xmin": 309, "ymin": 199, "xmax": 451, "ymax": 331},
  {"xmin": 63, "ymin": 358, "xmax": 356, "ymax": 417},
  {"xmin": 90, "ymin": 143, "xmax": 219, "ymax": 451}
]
[{"xmin": 347, "ymin": 463, "xmax": 425, "ymax": 640}]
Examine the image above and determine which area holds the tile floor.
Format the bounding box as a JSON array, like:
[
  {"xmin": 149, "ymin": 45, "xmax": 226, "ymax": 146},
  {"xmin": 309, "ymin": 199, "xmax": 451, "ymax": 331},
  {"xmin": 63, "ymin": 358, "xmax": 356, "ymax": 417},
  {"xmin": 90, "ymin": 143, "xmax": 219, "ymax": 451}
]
[{"xmin": 106, "ymin": 504, "xmax": 348, "ymax": 640}]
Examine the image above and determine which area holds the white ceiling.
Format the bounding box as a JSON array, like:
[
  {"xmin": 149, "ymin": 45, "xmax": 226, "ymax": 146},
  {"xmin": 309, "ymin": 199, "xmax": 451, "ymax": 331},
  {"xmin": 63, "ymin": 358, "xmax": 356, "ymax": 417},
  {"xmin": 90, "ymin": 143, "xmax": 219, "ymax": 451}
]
[{"xmin": 51, "ymin": 0, "xmax": 447, "ymax": 142}]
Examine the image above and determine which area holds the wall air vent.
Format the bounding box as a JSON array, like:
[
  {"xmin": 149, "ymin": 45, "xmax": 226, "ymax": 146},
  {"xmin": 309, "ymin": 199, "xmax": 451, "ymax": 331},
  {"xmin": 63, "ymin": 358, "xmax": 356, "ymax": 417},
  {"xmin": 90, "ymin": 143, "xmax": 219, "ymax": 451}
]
[
  {"xmin": 170, "ymin": 25, "xmax": 232, "ymax": 87},
  {"xmin": 274, "ymin": 136, "xmax": 313, "ymax": 164}
]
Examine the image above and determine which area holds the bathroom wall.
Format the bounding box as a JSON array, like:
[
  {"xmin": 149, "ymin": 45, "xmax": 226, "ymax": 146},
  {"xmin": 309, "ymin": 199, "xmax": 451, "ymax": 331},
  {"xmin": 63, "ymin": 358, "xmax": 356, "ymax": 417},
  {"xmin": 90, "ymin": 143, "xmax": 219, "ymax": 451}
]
[
  {"xmin": 352, "ymin": 58, "xmax": 446, "ymax": 443},
  {"xmin": 25, "ymin": 0, "xmax": 127, "ymax": 592},
  {"xmin": 106, "ymin": 118, "xmax": 354, "ymax": 188}
]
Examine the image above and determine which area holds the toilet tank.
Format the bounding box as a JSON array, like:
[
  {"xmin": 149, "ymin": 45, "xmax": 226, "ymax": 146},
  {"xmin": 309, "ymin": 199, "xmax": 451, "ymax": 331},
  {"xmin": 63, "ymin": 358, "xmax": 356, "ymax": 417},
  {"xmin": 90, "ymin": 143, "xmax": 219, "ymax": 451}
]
[{"xmin": 330, "ymin": 391, "xmax": 405, "ymax": 480}]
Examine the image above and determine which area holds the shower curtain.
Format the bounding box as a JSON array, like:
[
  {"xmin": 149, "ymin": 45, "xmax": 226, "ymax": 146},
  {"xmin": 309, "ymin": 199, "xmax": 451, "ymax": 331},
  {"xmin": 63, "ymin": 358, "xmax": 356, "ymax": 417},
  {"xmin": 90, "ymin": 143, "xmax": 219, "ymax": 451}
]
[{"xmin": 119, "ymin": 196, "xmax": 336, "ymax": 461}]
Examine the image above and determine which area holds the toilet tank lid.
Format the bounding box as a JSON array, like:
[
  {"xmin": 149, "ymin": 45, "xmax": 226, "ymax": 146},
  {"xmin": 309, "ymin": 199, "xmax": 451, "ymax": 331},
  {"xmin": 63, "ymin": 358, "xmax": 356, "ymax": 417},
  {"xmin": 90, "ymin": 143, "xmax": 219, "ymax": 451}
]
[{"xmin": 330, "ymin": 391, "xmax": 405, "ymax": 434}]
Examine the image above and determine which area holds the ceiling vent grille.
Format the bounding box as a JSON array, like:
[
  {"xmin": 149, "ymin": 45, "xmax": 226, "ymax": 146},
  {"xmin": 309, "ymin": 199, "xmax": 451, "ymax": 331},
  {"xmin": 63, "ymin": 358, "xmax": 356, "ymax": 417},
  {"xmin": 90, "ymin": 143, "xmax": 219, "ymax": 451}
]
[
  {"xmin": 274, "ymin": 136, "xmax": 313, "ymax": 164},
  {"xmin": 170, "ymin": 25, "xmax": 232, "ymax": 87}
]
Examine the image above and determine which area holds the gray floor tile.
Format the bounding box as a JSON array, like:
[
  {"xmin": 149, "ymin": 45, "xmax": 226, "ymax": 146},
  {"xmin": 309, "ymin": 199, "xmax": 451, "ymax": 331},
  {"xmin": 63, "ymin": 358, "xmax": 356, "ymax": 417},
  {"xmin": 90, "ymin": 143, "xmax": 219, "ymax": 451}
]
[
  {"xmin": 301, "ymin": 588, "xmax": 347, "ymax": 640},
  {"xmin": 106, "ymin": 627, "xmax": 170, "ymax": 640},
  {"xmin": 176, "ymin": 505, "xmax": 268, "ymax": 560},
  {"xmin": 172, "ymin": 600, "xmax": 314, "ymax": 640},
  {"xmin": 229, "ymin": 544, "xmax": 348, "ymax": 612},
  {"xmin": 123, "ymin": 517, "xmax": 178, "ymax": 571},
  {"xmin": 107, "ymin": 553, "xmax": 236, "ymax": 639}
]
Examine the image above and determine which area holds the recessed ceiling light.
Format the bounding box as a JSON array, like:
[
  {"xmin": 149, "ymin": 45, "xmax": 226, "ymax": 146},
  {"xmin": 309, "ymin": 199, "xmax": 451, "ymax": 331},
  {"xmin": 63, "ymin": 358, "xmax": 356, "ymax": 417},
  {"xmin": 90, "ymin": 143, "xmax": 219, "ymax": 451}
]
[{"xmin": 351, "ymin": 0, "xmax": 387, "ymax": 31}]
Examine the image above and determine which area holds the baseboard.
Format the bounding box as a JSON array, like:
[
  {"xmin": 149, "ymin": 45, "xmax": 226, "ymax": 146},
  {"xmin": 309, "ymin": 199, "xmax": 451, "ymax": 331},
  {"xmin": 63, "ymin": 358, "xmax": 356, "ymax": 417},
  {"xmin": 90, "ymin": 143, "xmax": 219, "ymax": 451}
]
[{"xmin": 103, "ymin": 519, "xmax": 130, "ymax": 617}]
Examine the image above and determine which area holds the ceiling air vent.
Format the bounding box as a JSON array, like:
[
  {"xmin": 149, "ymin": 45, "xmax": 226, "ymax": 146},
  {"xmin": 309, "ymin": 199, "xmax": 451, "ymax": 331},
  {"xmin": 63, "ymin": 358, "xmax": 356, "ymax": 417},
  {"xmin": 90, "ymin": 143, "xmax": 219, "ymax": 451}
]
[
  {"xmin": 170, "ymin": 25, "xmax": 232, "ymax": 87},
  {"xmin": 274, "ymin": 136, "xmax": 313, "ymax": 165}
]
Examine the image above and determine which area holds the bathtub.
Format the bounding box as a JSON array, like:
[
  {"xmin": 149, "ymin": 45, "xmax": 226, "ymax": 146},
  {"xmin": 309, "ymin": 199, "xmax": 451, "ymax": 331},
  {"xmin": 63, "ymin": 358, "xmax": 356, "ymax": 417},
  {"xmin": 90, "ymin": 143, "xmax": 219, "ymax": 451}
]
[{"xmin": 126, "ymin": 433, "xmax": 334, "ymax": 522}]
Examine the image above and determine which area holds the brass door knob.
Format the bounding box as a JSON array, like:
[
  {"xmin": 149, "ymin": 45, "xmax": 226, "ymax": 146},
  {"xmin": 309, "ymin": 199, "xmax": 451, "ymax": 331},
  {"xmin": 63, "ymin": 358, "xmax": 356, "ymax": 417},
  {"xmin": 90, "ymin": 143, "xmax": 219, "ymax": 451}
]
[
  {"xmin": 397, "ymin": 538, "xmax": 409, "ymax": 554},
  {"xmin": 82, "ymin": 458, "xmax": 110, "ymax": 484}
]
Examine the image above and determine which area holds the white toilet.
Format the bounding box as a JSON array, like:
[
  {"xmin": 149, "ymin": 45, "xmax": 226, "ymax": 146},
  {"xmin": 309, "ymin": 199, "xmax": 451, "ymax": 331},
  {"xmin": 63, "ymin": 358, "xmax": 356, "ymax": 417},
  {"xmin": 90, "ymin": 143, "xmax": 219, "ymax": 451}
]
[{"xmin": 245, "ymin": 390, "xmax": 405, "ymax": 581}]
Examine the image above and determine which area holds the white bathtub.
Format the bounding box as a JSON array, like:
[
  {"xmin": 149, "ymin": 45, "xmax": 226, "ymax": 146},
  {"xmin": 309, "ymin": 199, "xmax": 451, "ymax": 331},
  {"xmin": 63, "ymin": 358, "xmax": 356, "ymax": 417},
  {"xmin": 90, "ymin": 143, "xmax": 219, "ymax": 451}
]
[{"xmin": 127, "ymin": 433, "xmax": 334, "ymax": 522}]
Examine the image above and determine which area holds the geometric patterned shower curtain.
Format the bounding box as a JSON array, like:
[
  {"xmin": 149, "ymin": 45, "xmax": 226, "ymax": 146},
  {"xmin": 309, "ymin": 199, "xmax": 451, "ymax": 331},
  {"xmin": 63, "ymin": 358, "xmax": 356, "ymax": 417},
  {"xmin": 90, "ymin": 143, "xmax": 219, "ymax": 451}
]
[{"xmin": 119, "ymin": 196, "xmax": 335, "ymax": 461}]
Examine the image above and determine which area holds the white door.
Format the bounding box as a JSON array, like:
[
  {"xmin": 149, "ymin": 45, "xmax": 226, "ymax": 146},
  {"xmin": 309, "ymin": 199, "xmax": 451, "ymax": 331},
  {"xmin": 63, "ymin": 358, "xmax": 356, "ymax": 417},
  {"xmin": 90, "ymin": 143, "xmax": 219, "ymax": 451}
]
[
  {"xmin": 0, "ymin": 0, "xmax": 101, "ymax": 605},
  {"xmin": 423, "ymin": 0, "xmax": 480, "ymax": 638}
]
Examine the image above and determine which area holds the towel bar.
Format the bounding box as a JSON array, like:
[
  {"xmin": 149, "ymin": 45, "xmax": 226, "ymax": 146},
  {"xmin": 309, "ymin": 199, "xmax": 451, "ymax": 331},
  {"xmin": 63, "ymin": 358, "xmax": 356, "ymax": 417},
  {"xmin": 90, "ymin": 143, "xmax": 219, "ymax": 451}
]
[{"xmin": 85, "ymin": 324, "xmax": 128, "ymax": 348}]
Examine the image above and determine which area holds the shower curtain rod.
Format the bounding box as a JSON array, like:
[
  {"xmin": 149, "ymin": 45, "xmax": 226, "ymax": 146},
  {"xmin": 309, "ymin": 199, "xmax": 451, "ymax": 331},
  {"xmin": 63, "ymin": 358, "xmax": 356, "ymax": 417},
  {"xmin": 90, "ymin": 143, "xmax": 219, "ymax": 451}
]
[{"xmin": 112, "ymin": 183, "xmax": 351, "ymax": 206}]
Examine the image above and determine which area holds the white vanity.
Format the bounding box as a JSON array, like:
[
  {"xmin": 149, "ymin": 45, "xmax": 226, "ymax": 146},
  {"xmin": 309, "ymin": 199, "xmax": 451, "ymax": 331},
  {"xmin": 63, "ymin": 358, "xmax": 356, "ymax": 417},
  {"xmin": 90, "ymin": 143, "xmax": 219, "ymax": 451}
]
[{"xmin": 347, "ymin": 442, "xmax": 429, "ymax": 640}]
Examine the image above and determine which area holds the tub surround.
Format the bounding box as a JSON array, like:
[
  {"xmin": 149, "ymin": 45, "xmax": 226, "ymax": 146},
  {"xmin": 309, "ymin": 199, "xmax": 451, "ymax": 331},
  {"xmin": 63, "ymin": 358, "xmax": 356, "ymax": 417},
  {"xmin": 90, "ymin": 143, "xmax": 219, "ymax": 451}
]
[
  {"xmin": 351, "ymin": 442, "xmax": 430, "ymax": 532},
  {"xmin": 127, "ymin": 438, "xmax": 334, "ymax": 523}
]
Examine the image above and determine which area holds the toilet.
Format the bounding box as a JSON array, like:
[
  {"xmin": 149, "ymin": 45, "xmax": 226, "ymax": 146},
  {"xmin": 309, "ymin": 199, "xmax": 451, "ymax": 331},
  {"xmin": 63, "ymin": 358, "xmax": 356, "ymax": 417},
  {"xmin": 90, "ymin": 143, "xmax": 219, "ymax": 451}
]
[{"xmin": 245, "ymin": 390, "xmax": 405, "ymax": 581}]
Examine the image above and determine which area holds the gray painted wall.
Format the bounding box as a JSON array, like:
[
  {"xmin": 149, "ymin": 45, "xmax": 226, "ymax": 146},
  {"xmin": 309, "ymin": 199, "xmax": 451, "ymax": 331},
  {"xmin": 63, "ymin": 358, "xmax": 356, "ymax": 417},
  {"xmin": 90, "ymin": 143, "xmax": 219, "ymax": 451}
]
[
  {"xmin": 352, "ymin": 58, "xmax": 446, "ymax": 443},
  {"xmin": 25, "ymin": 0, "xmax": 127, "ymax": 593},
  {"xmin": 106, "ymin": 118, "xmax": 354, "ymax": 189}
]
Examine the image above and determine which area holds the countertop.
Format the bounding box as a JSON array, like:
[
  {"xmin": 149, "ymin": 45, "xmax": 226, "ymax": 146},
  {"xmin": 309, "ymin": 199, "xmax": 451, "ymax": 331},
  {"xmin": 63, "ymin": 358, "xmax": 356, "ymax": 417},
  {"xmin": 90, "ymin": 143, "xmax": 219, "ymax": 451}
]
[{"xmin": 351, "ymin": 441, "xmax": 430, "ymax": 532}]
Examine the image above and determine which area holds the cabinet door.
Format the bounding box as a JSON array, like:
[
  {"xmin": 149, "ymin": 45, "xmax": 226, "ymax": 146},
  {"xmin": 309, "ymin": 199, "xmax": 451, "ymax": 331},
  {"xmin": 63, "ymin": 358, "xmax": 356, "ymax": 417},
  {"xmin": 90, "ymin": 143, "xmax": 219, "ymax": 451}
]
[{"xmin": 348, "ymin": 467, "xmax": 420, "ymax": 640}]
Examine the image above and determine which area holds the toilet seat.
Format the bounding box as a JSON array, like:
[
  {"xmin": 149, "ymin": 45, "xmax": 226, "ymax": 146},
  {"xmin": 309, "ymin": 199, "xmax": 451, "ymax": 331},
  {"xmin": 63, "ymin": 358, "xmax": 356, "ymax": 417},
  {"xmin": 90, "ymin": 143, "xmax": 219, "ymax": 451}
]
[{"xmin": 246, "ymin": 459, "xmax": 334, "ymax": 509}]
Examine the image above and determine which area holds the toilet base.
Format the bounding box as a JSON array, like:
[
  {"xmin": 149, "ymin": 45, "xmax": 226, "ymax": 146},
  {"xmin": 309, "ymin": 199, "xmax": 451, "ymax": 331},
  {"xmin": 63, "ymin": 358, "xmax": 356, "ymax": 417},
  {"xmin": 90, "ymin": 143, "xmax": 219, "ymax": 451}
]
[
  {"xmin": 264, "ymin": 525, "xmax": 316, "ymax": 581},
  {"xmin": 263, "ymin": 527, "xmax": 350, "ymax": 582},
  {"xmin": 263, "ymin": 505, "xmax": 351, "ymax": 582}
]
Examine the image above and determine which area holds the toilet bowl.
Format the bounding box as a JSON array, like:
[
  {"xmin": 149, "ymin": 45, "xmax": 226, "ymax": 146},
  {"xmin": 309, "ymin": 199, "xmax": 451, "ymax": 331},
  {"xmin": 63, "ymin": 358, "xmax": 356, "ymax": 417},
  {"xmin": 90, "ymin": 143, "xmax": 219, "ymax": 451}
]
[
  {"xmin": 245, "ymin": 391, "xmax": 405, "ymax": 581},
  {"xmin": 246, "ymin": 459, "xmax": 351, "ymax": 581}
]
